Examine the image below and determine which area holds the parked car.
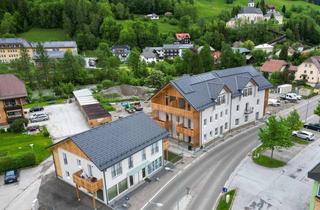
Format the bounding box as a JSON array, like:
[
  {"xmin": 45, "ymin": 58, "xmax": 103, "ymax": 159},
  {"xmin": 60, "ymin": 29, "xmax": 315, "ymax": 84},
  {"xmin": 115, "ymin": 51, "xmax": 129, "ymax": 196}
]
[
  {"xmin": 29, "ymin": 106, "xmax": 44, "ymax": 113},
  {"xmin": 27, "ymin": 125, "xmax": 39, "ymax": 132},
  {"xmin": 280, "ymin": 94, "xmax": 298, "ymax": 102},
  {"xmin": 268, "ymin": 99, "xmax": 280, "ymax": 106},
  {"xmin": 132, "ymin": 102, "xmax": 143, "ymax": 111},
  {"xmin": 4, "ymin": 169, "xmax": 18, "ymax": 184},
  {"xmin": 30, "ymin": 113, "xmax": 49, "ymax": 123},
  {"xmin": 292, "ymin": 130, "xmax": 315, "ymax": 141},
  {"xmin": 304, "ymin": 123, "xmax": 320, "ymax": 131},
  {"xmin": 288, "ymin": 93, "xmax": 302, "ymax": 100}
]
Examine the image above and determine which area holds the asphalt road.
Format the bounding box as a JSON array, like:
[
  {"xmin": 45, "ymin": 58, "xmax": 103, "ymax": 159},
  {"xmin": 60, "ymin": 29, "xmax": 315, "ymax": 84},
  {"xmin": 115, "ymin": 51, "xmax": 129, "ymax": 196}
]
[{"xmin": 144, "ymin": 96, "xmax": 320, "ymax": 210}]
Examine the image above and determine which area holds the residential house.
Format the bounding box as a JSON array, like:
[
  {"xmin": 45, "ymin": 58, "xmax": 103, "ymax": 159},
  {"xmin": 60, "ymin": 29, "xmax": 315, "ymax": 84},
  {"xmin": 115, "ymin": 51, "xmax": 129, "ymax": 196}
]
[
  {"xmin": 112, "ymin": 45, "xmax": 131, "ymax": 62},
  {"xmin": 260, "ymin": 59, "xmax": 288, "ymax": 77},
  {"xmin": 264, "ymin": 7, "xmax": 283, "ymax": 24},
  {"xmin": 151, "ymin": 65, "xmax": 272, "ymax": 149},
  {"xmin": 232, "ymin": 47, "xmax": 252, "ymax": 63},
  {"xmin": 145, "ymin": 13, "xmax": 159, "ymax": 20},
  {"xmin": 295, "ymin": 56, "xmax": 320, "ymax": 86},
  {"xmin": 254, "ymin": 43, "xmax": 274, "ymax": 53},
  {"xmin": 49, "ymin": 112, "xmax": 169, "ymax": 207},
  {"xmin": 140, "ymin": 47, "xmax": 162, "ymax": 63},
  {"xmin": 0, "ymin": 74, "xmax": 27, "ymax": 125},
  {"xmin": 0, "ymin": 38, "xmax": 78, "ymax": 63},
  {"xmin": 162, "ymin": 43, "xmax": 194, "ymax": 59},
  {"xmin": 176, "ymin": 33, "xmax": 191, "ymax": 44},
  {"xmin": 73, "ymin": 89, "xmax": 112, "ymax": 127},
  {"xmin": 308, "ymin": 162, "xmax": 320, "ymax": 210}
]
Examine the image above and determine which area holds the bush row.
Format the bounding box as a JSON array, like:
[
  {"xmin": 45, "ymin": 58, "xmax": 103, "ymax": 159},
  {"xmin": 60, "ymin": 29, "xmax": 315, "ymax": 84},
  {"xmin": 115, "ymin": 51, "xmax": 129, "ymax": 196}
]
[{"xmin": 0, "ymin": 152, "xmax": 36, "ymax": 173}]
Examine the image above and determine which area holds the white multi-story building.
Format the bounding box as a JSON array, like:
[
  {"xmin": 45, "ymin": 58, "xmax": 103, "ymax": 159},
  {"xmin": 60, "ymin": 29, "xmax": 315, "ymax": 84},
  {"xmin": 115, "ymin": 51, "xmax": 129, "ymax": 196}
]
[
  {"xmin": 295, "ymin": 56, "xmax": 320, "ymax": 86},
  {"xmin": 151, "ymin": 65, "xmax": 272, "ymax": 149},
  {"xmin": 50, "ymin": 112, "xmax": 169, "ymax": 207}
]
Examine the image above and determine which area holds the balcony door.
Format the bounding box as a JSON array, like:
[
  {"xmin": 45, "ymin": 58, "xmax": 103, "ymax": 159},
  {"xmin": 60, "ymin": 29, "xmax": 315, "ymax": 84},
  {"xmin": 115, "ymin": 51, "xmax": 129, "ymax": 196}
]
[{"xmin": 129, "ymin": 175, "xmax": 134, "ymax": 187}]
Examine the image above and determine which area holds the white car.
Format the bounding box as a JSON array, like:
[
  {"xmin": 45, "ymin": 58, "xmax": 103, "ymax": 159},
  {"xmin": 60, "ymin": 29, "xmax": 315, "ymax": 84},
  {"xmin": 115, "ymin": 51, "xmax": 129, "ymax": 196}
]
[
  {"xmin": 292, "ymin": 130, "xmax": 315, "ymax": 141},
  {"xmin": 30, "ymin": 113, "xmax": 49, "ymax": 123},
  {"xmin": 288, "ymin": 93, "xmax": 302, "ymax": 100},
  {"xmin": 268, "ymin": 99, "xmax": 280, "ymax": 106}
]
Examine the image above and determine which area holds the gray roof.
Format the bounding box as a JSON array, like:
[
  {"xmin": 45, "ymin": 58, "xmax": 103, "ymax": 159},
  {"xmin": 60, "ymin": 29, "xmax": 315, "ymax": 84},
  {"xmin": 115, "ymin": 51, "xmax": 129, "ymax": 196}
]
[
  {"xmin": 308, "ymin": 162, "xmax": 320, "ymax": 181},
  {"xmin": 31, "ymin": 41, "xmax": 77, "ymax": 49},
  {"xmin": 264, "ymin": 10, "xmax": 282, "ymax": 17},
  {"xmin": 66, "ymin": 112, "xmax": 168, "ymax": 171},
  {"xmin": 141, "ymin": 47, "xmax": 157, "ymax": 59},
  {"xmin": 163, "ymin": 44, "xmax": 194, "ymax": 50},
  {"xmin": 239, "ymin": 7, "xmax": 263, "ymax": 14},
  {"xmin": 170, "ymin": 65, "xmax": 272, "ymax": 111},
  {"xmin": 305, "ymin": 56, "xmax": 320, "ymax": 70},
  {"xmin": 232, "ymin": 47, "xmax": 250, "ymax": 54},
  {"xmin": 0, "ymin": 38, "xmax": 32, "ymax": 48}
]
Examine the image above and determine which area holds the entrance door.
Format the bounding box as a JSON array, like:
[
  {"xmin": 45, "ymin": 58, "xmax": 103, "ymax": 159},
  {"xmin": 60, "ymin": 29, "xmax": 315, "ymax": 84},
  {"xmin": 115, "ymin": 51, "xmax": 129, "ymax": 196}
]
[
  {"xmin": 142, "ymin": 168, "xmax": 146, "ymax": 179},
  {"xmin": 129, "ymin": 175, "xmax": 134, "ymax": 187}
]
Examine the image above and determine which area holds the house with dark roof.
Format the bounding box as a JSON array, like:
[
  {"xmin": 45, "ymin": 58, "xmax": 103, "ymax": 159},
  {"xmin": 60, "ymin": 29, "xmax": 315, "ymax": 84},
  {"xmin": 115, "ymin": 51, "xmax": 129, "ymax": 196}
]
[
  {"xmin": 50, "ymin": 112, "xmax": 169, "ymax": 207},
  {"xmin": 151, "ymin": 65, "xmax": 272, "ymax": 148},
  {"xmin": 295, "ymin": 56, "xmax": 320, "ymax": 87},
  {"xmin": 308, "ymin": 162, "xmax": 320, "ymax": 210},
  {"xmin": 112, "ymin": 45, "xmax": 130, "ymax": 62},
  {"xmin": 0, "ymin": 74, "xmax": 27, "ymax": 125}
]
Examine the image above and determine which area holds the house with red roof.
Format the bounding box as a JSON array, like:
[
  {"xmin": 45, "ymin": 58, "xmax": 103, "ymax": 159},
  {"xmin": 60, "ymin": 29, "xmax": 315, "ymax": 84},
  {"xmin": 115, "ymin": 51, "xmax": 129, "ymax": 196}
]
[
  {"xmin": 260, "ymin": 59, "xmax": 288, "ymax": 76},
  {"xmin": 175, "ymin": 33, "xmax": 191, "ymax": 44},
  {"xmin": 0, "ymin": 74, "xmax": 27, "ymax": 125}
]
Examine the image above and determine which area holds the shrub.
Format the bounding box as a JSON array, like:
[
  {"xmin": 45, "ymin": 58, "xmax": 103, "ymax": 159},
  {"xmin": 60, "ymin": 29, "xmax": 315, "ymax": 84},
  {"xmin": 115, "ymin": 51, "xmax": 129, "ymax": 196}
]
[
  {"xmin": 0, "ymin": 152, "xmax": 36, "ymax": 172},
  {"xmin": 9, "ymin": 118, "xmax": 28, "ymax": 133},
  {"xmin": 42, "ymin": 127, "xmax": 50, "ymax": 137},
  {"xmin": 101, "ymin": 79, "xmax": 115, "ymax": 89}
]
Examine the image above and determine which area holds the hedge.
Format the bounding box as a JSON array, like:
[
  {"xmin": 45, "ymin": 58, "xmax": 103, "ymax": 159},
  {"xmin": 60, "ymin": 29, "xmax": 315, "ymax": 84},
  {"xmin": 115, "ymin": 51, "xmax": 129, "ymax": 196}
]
[{"xmin": 0, "ymin": 152, "xmax": 36, "ymax": 172}]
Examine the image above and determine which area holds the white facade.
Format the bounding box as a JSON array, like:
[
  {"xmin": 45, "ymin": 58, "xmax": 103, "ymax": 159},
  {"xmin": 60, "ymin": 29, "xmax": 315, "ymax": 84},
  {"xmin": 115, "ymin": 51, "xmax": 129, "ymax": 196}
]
[
  {"xmin": 237, "ymin": 13, "xmax": 264, "ymax": 23},
  {"xmin": 295, "ymin": 61, "xmax": 320, "ymax": 85},
  {"xmin": 57, "ymin": 139, "xmax": 164, "ymax": 204},
  {"xmin": 254, "ymin": 44, "xmax": 274, "ymax": 53},
  {"xmin": 200, "ymin": 82, "xmax": 265, "ymax": 145},
  {"xmin": 140, "ymin": 55, "xmax": 157, "ymax": 63}
]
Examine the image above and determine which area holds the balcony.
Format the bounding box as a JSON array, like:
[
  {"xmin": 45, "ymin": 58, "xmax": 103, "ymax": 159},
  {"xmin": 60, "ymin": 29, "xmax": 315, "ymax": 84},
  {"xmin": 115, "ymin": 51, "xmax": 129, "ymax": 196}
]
[
  {"xmin": 72, "ymin": 170, "xmax": 103, "ymax": 193},
  {"xmin": 154, "ymin": 118, "xmax": 172, "ymax": 129},
  {"xmin": 4, "ymin": 104, "xmax": 22, "ymax": 111},
  {"xmin": 176, "ymin": 124, "xmax": 195, "ymax": 137},
  {"xmin": 151, "ymin": 103, "xmax": 193, "ymax": 118},
  {"xmin": 244, "ymin": 107, "xmax": 254, "ymax": 115}
]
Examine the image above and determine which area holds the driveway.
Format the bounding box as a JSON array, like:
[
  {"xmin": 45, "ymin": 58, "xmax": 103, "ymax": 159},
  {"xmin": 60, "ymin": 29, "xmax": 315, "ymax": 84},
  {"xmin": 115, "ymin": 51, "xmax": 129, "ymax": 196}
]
[
  {"xmin": 38, "ymin": 172, "xmax": 112, "ymax": 210},
  {"xmin": 28, "ymin": 102, "xmax": 90, "ymax": 140}
]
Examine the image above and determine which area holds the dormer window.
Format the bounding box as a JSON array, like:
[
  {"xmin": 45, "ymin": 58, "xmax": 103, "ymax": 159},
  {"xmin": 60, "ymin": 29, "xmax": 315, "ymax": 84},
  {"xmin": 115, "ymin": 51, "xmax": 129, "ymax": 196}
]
[
  {"xmin": 242, "ymin": 86, "xmax": 253, "ymax": 97},
  {"xmin": 216, "ymin": 94, "xmax": 226, "ymax": 105}
]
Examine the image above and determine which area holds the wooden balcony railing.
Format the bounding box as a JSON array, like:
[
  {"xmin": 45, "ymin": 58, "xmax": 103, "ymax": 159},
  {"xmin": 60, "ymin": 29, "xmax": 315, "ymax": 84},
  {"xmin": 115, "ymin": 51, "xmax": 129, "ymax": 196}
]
[
  {"xmin": 72, "ymin": 170, "xmax": 103, "ymax": 193},
  {"xmin": 176, "ymin": 124, "xmax": 195, "ymax": 137},
  {"xmin": 151, "ymin": 102, "xmax": 193, "ymax": 118},
  {"xmin": 4, "ymin": 104, "xmax": 22, "ymax": 111},
  {"xmin": 154, "ymin": 118, "xmax": 172, "ymax": 129}
]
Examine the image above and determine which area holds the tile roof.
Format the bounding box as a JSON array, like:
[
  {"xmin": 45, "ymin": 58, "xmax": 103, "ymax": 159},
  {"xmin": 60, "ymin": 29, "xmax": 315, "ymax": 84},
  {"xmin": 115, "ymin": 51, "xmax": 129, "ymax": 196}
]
[
  {"xmin": 66, "ymin": 112, "xmax": 168, "ymax": 171},
  {"xmin": 308, "ymin": 162, "xmax": 320, "ymax": 181},
  {"xmin": 0, "ymin": 38, "xmax": 32, "ymax": 48},
  {"xmin": 31, "ymin": 41, "xmax": 77, "ymax": 49},
  {"xmin": 163, "ymin": 44, "xmax": 194, "ymax": 49},
  {"xmin": 82, "ymin": 104, "xmax": 111, "ymax": 120},
  {"xmin": 170, "ymin": 65, "xmax": 272, "ymax": 111},
  {"xmin": 239, "ymin": 7, "xmax": 263, "ymax": 14},
  {"xmin": 141, "ymin": 47, "xmax": 157, "ymax": 59},
  {"xmin": 260, "ymin": 59, "xmax": 288, "ymax": 73},
  {"xmin": 176, "ymin": 33, "xmax": 191, "ymax": 40},
  {"xmin": 0, "ymin": 74, "xmax": 27, "ymax": 100}
]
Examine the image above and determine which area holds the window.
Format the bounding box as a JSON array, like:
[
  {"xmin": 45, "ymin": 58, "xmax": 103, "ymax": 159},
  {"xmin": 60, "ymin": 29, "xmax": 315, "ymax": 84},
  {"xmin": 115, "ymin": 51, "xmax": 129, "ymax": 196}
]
[
  {"xmin": 236, "ymin": 105, "xmax": 239, "ymax": 111},
  {"xmin": 304, "ymin": 70, "xmax": 307, "ymax": 73},
  {"xmin": 65, "ymin": 171, "xmax": 70, "ymax": 178},
  {"xmin": 216, "ymin": 94, "xmax": 226, "ymax": 105},
  {"xmin": 311, "ymin": 71, "xmax": 313, "ymax": 74},
  {"xmin": 317, "ymin": 185, "xmax": 320, "ymax": 197},
  {"xmin": 257, "ymin": 99, "xmax": 260, "ymax": 105},
  {"xmin": 220, "ymin": 111, "xmax": 223, "ymax": 117},
  {"xmin": 225, "ymin": 123, "xmax": 228, "ymax": 129},
  {"xmin": 63, "ymin": 153, "xmax": 68, "ymax": 165},
  {"xmin": 204, "ymin": 134, "xmax": 207, "ymax": 140},
  {"xmin": 235, "ymin": 119, "xmax": 239, "ymax": 125},
  {"xmin": 87, "ymin": 164, "xmax": 93, "ymax": 177},
  {"xmin": 210, "ymin": 131, "xmax": 213, "ymax": 136},
  {"xmin": 141, "ymin": 149, "xmax": 146, "ymax": 161},
  {"xmin": 204, "ymin": 119, "xmax": 207, "ymax": 125},
  {"xmin": 108, "ymin": 185, "xmax": 118, "ymax": 201},
  {"xmin": 245, "ymin": 115, "xmax": 248, "ymax": 122},
  {"xmin": 210, "ymin": 116, "xmax": 213, "ymax": 122},
  {"xmin": 147, "ymin": 157, "xmax": 162, "ymax": 174},
  {"xmin": 77, "ymin": 159, "xmax": 81, "ymax": 167},
  {"xmin": 215, "ymin": 128, "xmax": 218, "ymax": 135},
  {"xmin": 118, "ymin": 178, "xmax": 128, "ymax": 194},
  {"xmin": 243, "ymin": 87, "xmax": 253, "ymax": 97},
  {"xmin": 111, "ymin": 162, "xmax": 122, "ymax": 178},
  {"xmin": 151, "ymin": 142, "xmax": 159, "ymax": 154},
  {"xmin": 215, "ymin": 114, "xmax": 218, "ymax": 120},
  {"xmin": 176, "ymin": 116, "xmax": 180, "ymax": 123},
  {"xmin": 128, "ymin": 156, "xmax": 133, "ymax": 169},
  {"xmin": 225, "ymin": 109, "xmax": 228, "ymax": 115}
]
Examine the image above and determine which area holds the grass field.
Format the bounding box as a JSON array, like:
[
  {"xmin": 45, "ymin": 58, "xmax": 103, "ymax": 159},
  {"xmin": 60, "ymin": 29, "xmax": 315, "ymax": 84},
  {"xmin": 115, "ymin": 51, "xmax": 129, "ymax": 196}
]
[
  {"xmin": 252, "ymin": 146, "xmax": 286, "ymax": 168},
  {"xmin": 24, "ymin": 98, "xmax": 65, "ymax": 109},
  {"xmin": 216, "ymin": 189, "xmax": 236, "ymax": 210},
  {"xmin": 0, "ymin": 132, "xmax": 52, "ymax": 164},
  {"xmin": 195, "ymin": 0, "xmax": 320, "ymax": 17},
  {"xmin": 19, "ymin": 28, "xmax": 70, "ymax": 42}
]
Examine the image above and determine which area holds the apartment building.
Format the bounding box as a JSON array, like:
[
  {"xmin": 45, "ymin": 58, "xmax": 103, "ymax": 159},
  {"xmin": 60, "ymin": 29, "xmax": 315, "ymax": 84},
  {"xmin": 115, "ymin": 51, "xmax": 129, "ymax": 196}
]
[
  {"xmin": 0, "ymin": 38, "xmax": 78, "ymax": 63},
  {"xmin": 151, "ymin": 66, "xmax": 272, "ymax": 149},
  {"xmin": 0, "ymin": 74, "xmax": 27, "ymax": 125},
  {"xmin": 50, "ymin": 112, "xmax": 169, "ymax": 207},
  {"xmin": 295, "ymin": 56, "xmax": 320, "ymax": 86}
]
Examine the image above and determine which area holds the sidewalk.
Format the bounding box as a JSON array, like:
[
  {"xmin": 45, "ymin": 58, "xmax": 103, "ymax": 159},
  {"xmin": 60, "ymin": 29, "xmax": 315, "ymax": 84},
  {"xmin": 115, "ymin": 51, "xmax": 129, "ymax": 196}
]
[{"xmin": 226, "ymin": 137, "xmax": 320, "ymax": 210}]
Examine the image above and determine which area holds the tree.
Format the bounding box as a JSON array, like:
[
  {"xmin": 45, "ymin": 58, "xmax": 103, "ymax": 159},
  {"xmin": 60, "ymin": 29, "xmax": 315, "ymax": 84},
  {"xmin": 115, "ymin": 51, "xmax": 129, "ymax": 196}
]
[
  {"xmin": 314, "ymin": 104, "xmax": 320, "ymax": 118},
  {"xmin": 282, "ymin": 5, "xmax": 286, "ymax": 14},
  {"xmin": 100, "ymin": 17, "xmax": 122, "ymax": 43},
  {"xmin": 35, "ymin": 42, "xmax": 50, "ymax": 88},
  {"xmin": 285, "ymin": 110, "xmax": 303, "ymax": 132},
  {"xmin": 0, "ymin": 12, "xmax": 17, "ymax": 34},
  {"xmin": 179, "ymin": 15, "xmax": 192, "ymax": 31},
  {"xmin": 240, "ymin": 40, "xmax": 255, "ymax": 50},
  {"xmin": 145, "ymin": 70, "xmax": 166, "ymax": 89},
  {"xmin": 199, "ymin": 45, "xmax": 213, "ymax": 71},
  {"xmin": 259, "ymin": 116, "xmax": 293, "ymax": 159},
  {"xmin": 279, "ymin": 45, "xmax": 288, "ymax": 61},
  {"xmin": 252, "ymin": 49, "xmax": 267, "ymax": 66},
  {"xmin": 220, "ymin": 43, "xmax": 245, "ymax": 68}
]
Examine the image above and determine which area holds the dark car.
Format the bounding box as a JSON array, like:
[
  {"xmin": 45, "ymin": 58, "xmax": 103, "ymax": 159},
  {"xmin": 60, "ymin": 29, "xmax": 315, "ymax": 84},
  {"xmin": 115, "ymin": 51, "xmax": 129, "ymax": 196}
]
[
  {"xmin": 29, "ymin": 106, "xmax": 44, "ymax": 113},
  {"xmin": 304, "ymin": 123, "xmax": 320, "ymax": 131},
  {"xmin": 4, "ymin": 169, "xmax": 18, "ymax": 184}
]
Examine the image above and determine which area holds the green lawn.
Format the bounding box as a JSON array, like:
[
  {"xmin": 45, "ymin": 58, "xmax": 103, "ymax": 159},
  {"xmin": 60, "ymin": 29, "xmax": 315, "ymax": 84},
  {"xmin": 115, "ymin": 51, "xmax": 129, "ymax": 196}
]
[
  {"xmin": 0, "ymin": 132, "xmax": 52, "ymax": 164},
  {"xmin": 24, "ymin": 98, "xmax": 65, "ymax": 109},
  {"xmin": 252, "ymin": 146, "xmax": 286, "ymax": 168},
  {"xmin": 292, "ymin": 136, "xmax": 310, "ymax": 145},
  {"xmin": 216, "ymin": 189, "xmax": 236, "ymax": 210},
  {"xmin": 195, "ymin": 0, "xmax": 320, "ymax": 17},
  {"xmin": 166, "ymin": 151, "xmax": 182, "ymax": 163},
  {"xmin": 19, "ymin": 28, "xmax": 70, "ymax": 42}
]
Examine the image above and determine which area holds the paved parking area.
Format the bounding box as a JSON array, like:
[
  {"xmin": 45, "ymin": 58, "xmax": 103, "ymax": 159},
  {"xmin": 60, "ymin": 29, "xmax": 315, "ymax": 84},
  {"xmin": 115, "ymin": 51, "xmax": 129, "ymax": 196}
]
[
  {"xmin": 38, "ymin": 172, "xmax": 112, "ymax": 210},
  {"xmin": 28, "ymin": 103, "xmax": 90, "ymax": 140},
  {"xmin": 110, "ymin": 101, "xmax": 152, "ymax": 121}
]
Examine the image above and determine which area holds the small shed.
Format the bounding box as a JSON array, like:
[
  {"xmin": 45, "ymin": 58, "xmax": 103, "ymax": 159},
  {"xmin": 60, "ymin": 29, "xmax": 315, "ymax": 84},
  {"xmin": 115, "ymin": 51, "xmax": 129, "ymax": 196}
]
[{"xmin": 277, "ymin": 84, "xmax": 292, "ymax": 94}]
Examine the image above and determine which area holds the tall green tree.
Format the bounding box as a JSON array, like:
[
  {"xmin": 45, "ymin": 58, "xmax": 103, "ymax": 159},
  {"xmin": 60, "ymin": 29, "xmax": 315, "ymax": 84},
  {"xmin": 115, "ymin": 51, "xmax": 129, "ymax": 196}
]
[
  {"xmin": 285, "ymin": 110, "xmax": 303, "ymax": 132},
  {"xmin": 35, "ymin": 42, "xmax": 50, "ymax": 88},
  {"xmin": 199, "ymin": 45, "xmax": 213, "ymax": 71},
  {"xmin": 0, "ymin": 12, "xmax": 17, "ymax": 34},
  {"xmin": 279, "ymin": 45, "xmax": 288, "ymax": 61},
  {"xmin": 259, "ymin": 116, "xmax": 293, "ymax": 159},
  {"xmin": 220, "ymin": 43, "xmax": 245, "ymax": 69}
]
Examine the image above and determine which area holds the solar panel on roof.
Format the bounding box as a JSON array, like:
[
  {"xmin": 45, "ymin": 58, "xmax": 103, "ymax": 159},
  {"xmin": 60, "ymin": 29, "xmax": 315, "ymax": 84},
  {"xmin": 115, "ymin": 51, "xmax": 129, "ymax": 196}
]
[{"xmin": 190, "ymin": 73, "xmax": 216, "ymax": 85}]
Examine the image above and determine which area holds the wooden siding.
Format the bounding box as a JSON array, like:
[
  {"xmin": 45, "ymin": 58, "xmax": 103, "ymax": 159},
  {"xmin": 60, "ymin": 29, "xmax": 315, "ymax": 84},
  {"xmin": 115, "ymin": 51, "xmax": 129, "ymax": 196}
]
[
  {"xmin": 73, "ymin": 170, "xmax": 103, "ymax": 193},
  {"xmin": 263, "ymin": 89, "xmax": 269, "ymax": 115},
  {"xmin": 88, "ymin": 116, "xmax": 112, "ymax": 128},
  {"xmin": 52, "ymin": 148, "xmax": 62, "ymax": 177},
  {"xmin": 0, "ymin": 100, "xmax": 7, "ymax": 125}
]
